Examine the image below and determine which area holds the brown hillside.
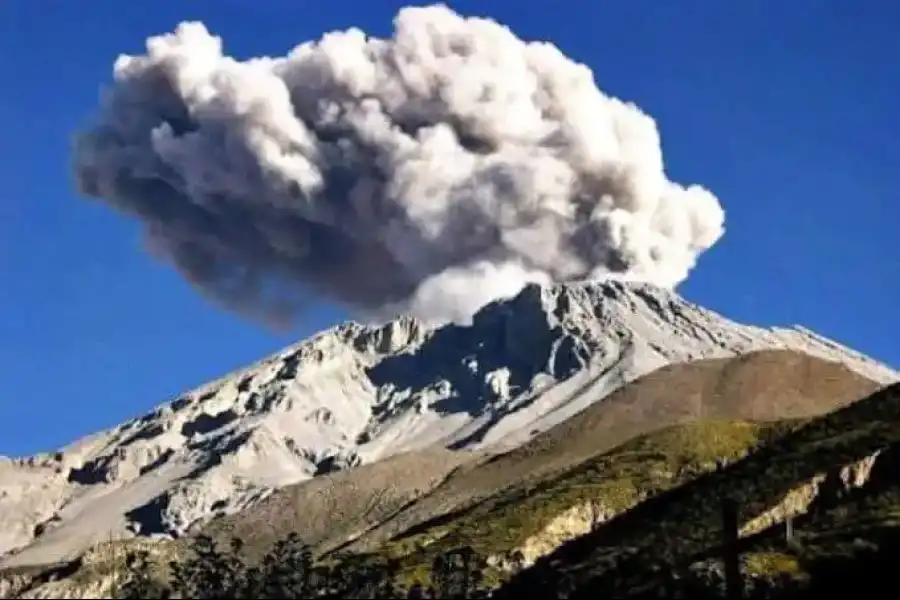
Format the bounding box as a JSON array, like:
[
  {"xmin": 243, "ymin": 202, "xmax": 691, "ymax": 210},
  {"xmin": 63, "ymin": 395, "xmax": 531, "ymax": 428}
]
[
  {"xmin": 494, "ymin": 380, "xmax": 900, "ymax": 599},
  {"xmin": 339, "ymin": 349, "xmax": 881, "ymax": 553},
  {"xmin": 202, "ymin": 446, "xmax": 474, "ymax": 559},
  {"xmin": 204, "ymin": 349, "xmax": 881, "ymax": 558},
  {"xmin": 505, "ymin": 347, "xmax": 883, "ymax": 473}
]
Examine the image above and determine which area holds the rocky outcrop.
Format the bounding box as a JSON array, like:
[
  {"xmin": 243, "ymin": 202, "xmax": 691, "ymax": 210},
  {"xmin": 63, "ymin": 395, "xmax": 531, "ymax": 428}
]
[
  {"xmin": 499, "ymin": 500, "xmax": 619, "ymax": 570},
  {"xmin": 741, "ymin": 444, "xmax": 897, "ymax": 539}
]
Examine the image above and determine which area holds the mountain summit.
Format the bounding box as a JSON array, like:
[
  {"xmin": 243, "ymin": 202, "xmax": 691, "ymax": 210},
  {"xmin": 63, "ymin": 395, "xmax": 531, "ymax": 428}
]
[{"xmin": 1, "ymin": 281, "xmax": 896, "ymax": 567}]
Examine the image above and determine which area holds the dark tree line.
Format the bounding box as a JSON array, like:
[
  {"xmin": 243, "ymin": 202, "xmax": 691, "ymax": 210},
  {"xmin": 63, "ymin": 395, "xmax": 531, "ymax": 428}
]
[
  {"xmin": 113, "ymin": 533, "xmax": 494, "ymax": 599},
  {"xmin": 110, "ymin": 499, "xmax": 900, "ymax": 600}
]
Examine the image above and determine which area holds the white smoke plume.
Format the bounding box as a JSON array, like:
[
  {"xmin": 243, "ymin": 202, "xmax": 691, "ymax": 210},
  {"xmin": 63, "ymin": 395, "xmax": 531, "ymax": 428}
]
[{"xmin": 72, "ymin": 4, "xmax": 725, "ymax": 327}]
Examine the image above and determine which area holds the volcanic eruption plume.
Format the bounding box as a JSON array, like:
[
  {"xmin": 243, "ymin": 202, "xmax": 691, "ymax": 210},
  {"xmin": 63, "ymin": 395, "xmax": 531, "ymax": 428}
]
[{"xmin": 72, "ymin": 4, "xmax": 725, "ymax": 326}]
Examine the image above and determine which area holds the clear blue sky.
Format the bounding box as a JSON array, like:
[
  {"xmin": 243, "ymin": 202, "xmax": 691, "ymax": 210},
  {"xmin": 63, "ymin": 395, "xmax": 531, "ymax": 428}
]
[{"xmin": 1, "ymin": 0, "xmax": 897, "ymax": 457}]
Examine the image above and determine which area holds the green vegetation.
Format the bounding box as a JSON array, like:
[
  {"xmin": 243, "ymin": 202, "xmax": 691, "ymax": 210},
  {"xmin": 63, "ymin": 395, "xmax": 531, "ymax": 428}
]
[
  {"xmin": 742, "ymin": 552, "xmax": 803, "ymax": 577},
  {"xmin": 731, "ymin": 447, "xmax": 900, "ymax": 577},
  {"xmin": 105, "ymin": 532, "xmax": 495, "ymax": 599},
  {"xmin": 495, "ymin": 382, "xmax": 900, "ymax": 598},
  {"xmin": 379, "ymin": 419, "xmax": 799, "ymax": 580}
]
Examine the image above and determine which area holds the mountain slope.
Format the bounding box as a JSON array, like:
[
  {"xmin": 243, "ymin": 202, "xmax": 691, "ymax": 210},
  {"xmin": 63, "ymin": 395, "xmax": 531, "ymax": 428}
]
[
  {"xmin": 494, "ymin": 381, "xmax": 900, "ymax": 598},
  {"xmin": 1, "ymin": 281, "xmax": 896, "ymax": 568},
  {"xmin": 332, "ymin": 349, "xmax": 883, "ymax": 557},
  {"xmin": 2, "ymin": 358, "xmax": 890, "ymax": 599},
  {"xmin": 193, "ymin": 349, "xmax": 881, "ymax": 576},
  {"xmin": 0, "ymin": 355, "xmax": 894, "ymax": 598}
]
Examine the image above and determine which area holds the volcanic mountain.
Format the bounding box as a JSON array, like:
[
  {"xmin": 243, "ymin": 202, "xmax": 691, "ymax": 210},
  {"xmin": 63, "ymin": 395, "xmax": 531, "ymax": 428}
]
[{"xmin": 1, "ymin": 281, "xmax": 895, "ymax": 573}]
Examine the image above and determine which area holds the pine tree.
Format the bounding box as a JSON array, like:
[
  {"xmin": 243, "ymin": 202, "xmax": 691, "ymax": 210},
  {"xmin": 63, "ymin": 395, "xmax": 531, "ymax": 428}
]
[
  {"xmin": 432, "ymin": 547, "xmax": 488, "ymax": 598},
  {"xmin": 116, "ymin": 549, "xmax": 169, "ymax": 599},
  {"xmin": 168, "ymin": 535, "xmax": 248, "ymax": 599},
  {"xmin": 256, "ymin": 532, "xmax": 316, "ymax": 598}
]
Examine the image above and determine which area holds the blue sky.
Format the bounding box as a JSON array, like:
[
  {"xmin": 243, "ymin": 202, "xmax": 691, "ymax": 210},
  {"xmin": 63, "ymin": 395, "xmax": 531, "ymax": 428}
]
[{"xmin": 1, "ymin": 0, "xmax": 897, "ymax": 457}]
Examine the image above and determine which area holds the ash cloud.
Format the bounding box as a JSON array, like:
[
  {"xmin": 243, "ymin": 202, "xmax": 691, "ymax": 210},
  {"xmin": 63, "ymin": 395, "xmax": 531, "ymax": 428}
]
[{"xmin": 72, "ymin": 4, "xmax": 725, "ymax": 327}]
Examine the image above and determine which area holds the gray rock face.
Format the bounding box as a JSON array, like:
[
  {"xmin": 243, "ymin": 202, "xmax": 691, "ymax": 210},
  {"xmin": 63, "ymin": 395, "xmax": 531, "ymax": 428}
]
[{"xmin": 1, "ymin": 281, "xmax": 896, "ymax": 567}]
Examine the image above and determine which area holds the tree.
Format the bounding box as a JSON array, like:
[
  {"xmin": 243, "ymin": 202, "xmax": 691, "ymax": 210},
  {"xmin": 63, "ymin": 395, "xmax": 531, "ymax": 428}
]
[
  {"xmin": 121, "ymin": 532, "xmax": 496, "ymax": 599},
  {"xmin": 168, "ymin": 535, "xmax": 250, "ymax": 598},
  {"xmin": 431, "ymin": 547, "xmax": 489, "ymax": 598},
  {"xmin": 115, "ymin": 549, "xmax": 169, "ymax": 599},
  {"xmin": 253, "ymin": 532, "xmax": 316, "ymax": 597}
]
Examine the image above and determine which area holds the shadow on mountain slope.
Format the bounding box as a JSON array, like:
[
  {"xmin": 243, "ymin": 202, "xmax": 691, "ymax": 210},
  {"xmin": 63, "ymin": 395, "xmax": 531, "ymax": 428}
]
[{"xmin": 493, "ymin": 380, "xmax": 900, "ymax": 598}]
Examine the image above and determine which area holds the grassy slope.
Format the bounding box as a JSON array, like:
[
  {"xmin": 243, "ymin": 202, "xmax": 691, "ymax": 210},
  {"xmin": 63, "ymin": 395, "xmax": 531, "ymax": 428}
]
[
  {"xmin": 335, "ymin": 350, "xmax": 877, "ymax": 580},
  {"xmin": 495, "ymin": 381, "xmax": 900, "ymax": 598},
  {"xmin": 376, "ymin": 419, "xmax": 801, "ymax": 586},
  {"xmin": 725, "ymin": 436, "xmax": 900, "ymax": 579},
  {"xmin": 342, "ymin": 350, "xmax": 878, "ymax": 557}
]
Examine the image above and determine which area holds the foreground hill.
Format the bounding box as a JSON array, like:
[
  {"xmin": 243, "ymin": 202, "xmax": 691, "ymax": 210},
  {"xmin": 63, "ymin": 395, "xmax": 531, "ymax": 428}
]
[
  {"xmin": 494, "ymin": 381, "xmax": 900, "ymax": 598},
  {"xmin": 1, "ymin": 281, "xmax": 895, "ymax": 569},
  {"xmin": 1, "ymin": 349, "xmax": 891, "ymax": 598}
]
